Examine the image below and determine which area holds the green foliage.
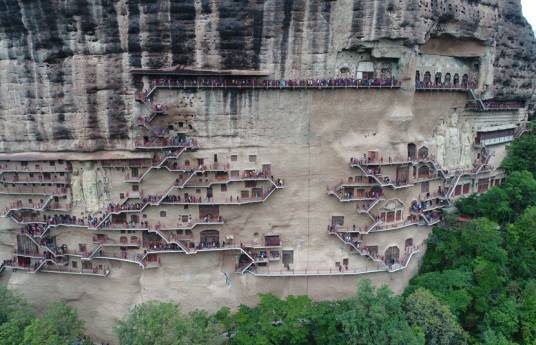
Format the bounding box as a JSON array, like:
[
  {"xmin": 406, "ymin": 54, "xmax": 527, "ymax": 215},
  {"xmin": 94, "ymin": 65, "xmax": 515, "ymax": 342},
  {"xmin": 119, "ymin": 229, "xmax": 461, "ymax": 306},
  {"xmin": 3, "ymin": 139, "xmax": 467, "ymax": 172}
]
[
  {"xmin": 420, "ymin": 225, "xmax": 465, "ymax": 272},
  {"xmin": 456, "ymin": 170, "xmax": 536, "ymax": 223},
  {"xmin": 0, "ymin": 289, "xmax": 90, "ymax": 345},
  {"xmin": 404, "ymin": 288, "xmax": 467, "ymax": 345},
  {"xmin": 405, "ymin": 270, "xmax": 473, "ymax": 317},
  {"xmin": 307, "ymin": 300, "xmax": 348, "ymax": 345},
  {"xmin": 0, "ymin": 288, "xmax": 35, "ymax": 345},
  {"xmin": 456, "ymin": 188, "xmax": 513, "ymax": 223},
  {"xmin": 230, "ymin": 294, "xmax": 313, "ymax": 345},
  {"xmin": 502, "ymin": 132, "xmax": 536, "ymax": 176},
  {"xmin": 460, "ymin": 218, "xmax": 507, "ymax": 266},
  {"xmin": 482, "ymin": 329, "xmax": 519, "ymax": 345},
  {"xmin": 477, "ymin": 187, "xmax": 513, "ymax": 223},
  {"xmin": 22, "ymin": 303, "xmax": 90, "ymax": 345},
  {"xmin": 482, "ymin": 296, "xmax": 519, "ymax": 340},
  {"xmin": 0, "ymin": 287, "xmax": 34, "ymax": 326},
  {"xmin": 0, "ymin": 312, "xmax": 35, "ymax": 345},
  {"xmin": 502, "ymin": 171, "xmax": 536, "ymax": 217},
  {"xmin": 116, "ymin": 301, "xmax": 224, "ymax": 345},
  {"xmin": 518, "ymin": 282, "xmax": 536, "ymax": 344},
  {"xmin": 337, "ymin": 280, "xmax": 424, "ymax": 345},
  {"xmin": 506, "ymin": 207, "xmax": 536, "ymax": 280},
  {"xmin": 455, "ymin": 194, "xmax": 481, "ymax": 219}
]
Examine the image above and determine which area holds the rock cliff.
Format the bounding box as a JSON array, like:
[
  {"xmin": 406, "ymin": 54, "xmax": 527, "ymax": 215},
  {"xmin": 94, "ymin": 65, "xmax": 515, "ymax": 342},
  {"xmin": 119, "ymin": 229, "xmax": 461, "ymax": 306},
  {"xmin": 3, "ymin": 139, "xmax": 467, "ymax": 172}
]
[{"xmin": 0, "ymin": 0, "xmax": 534, "ymax": 152}]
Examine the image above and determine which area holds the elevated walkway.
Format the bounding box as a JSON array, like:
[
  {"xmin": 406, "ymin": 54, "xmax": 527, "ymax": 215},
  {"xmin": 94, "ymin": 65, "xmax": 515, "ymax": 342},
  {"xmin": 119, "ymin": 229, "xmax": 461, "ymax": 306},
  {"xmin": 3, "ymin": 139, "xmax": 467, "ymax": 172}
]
[{"xmin": 136, "ymin": 78, "xmax": 402, "ymax": 100}]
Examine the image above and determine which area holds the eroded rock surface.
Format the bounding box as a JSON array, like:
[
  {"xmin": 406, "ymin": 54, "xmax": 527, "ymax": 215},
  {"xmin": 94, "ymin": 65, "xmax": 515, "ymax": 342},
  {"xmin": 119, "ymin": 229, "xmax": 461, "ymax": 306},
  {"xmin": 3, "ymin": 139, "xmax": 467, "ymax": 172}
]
[{"xmin": 0, "ymin": 0, "xmax": 534, "ymax": 152}]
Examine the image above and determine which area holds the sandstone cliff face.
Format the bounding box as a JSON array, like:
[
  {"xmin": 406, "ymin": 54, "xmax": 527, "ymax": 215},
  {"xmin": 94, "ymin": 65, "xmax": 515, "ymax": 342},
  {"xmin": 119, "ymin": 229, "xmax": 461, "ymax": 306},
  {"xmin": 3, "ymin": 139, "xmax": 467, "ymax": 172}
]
[
  {"xmin": 493, "ymin": 0, "xmax": 536, "ymax": 100},
  {"xmin": 0, "ymin": 0, "xmax": 534, "ymax": 152}
]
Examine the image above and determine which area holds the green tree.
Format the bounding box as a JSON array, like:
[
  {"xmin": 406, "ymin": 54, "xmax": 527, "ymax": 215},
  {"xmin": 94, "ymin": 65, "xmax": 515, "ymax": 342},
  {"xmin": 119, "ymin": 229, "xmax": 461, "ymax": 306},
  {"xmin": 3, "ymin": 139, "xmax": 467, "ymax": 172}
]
[
  {"xmin": 518, "ymin": 282, "xmax": 536, "ymax": 344},
  {"xmin": 476, "ymin": 187, "xmax": 513, "ymax": 223},
  {"xmin": 0, "ymin": 310, "xmax": 36, "ymax": 345},
  {"xmin": 460, "ymin": 218, "xmax": 507, "ymax": 267},
  {"xmin": 22, "ymin": 303, "xmax": 90, "ymax": 345},
  {"xmin": 116, "ymin": 301, "xmax": 224, "ymax": 345},
  {"xmin": 502, "ymin": 171, "xmax": 536, "ymax": 217},
  {"xmin": 405, "ymin": 270, "xmax": 473, "ymax": 317},
  {"xmin": 468, "ymin": 257, "xmax": 506, "ymax": 324},
  {"xmin": 404, "ymin": 288, "xmax": 467, "ymax": 345},
  {"xmin": 506, "ymin": 207, "xmax": 536, "ymax": 280},
  {"xmin": 0, "ymin": 287, "xmax": 34, "ymax": 325},
  {"xmin": 481, "ymin": 296, "xmax": 520, "ymax": 340},
  {"xmin": 230, "ymin": 294, "xmax": 313, "ymax": 345},
  {"xmin": 502, "ymin": 132, "xmax": 536, "ymax": 176},
  {"xmin": 481, "ymin": 329, "xmax": 518, "ymax": 345},
  {"xmin": 337, "ymin": 280, "xmax": 424, "ymax": 345},
  {"xmin": 308, "ymin": 300, "xmax": 348, "ymax": 345},
  {"xmin": 420, "ymin": 225, "xmax": 465, "ymax": 272},
  {"xmin": 455, "ymin": 194, "xmax": 482, "ymax": 219},
  {"xmin": 0, "ymin": 288, "xmax": 35, "ymax": 345}
]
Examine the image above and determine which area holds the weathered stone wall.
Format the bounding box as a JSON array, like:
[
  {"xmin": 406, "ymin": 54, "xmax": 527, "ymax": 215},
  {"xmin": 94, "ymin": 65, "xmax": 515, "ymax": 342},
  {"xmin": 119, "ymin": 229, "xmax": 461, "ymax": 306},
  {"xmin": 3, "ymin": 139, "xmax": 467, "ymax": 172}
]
[
  {"xmin": 0, "ymin": 0, "xmax": 534, "ymax": 152},
  {"xmin": 0, "ymin": 88, "xmax": 517, "ymax": 344}
]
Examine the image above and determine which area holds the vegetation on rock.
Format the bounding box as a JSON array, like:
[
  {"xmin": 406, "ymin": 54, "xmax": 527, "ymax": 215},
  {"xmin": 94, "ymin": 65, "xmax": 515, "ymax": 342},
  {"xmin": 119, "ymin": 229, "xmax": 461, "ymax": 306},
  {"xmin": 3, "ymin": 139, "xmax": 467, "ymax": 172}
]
[{"xmin": 0, "ymin": 289, "xmax": 91, "ymax": 345}]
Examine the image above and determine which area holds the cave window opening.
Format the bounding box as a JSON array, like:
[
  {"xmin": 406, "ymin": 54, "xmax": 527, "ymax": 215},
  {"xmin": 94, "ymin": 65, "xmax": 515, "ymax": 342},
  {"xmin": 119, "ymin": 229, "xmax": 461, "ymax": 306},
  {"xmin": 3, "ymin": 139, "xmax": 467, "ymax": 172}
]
[
  {"xmin": 418, "ymin": 146, "xmax": 429, "ymax": 159},
  {"xmin": 453, "ymin": 74, "xmax": 460, "ymax": 85},
  {"xmin": 423, "ymin": 71, "xmax": 431, "ymax": 84},
  {"xmin": 444, "ymin": 73, "xmax": 451, "ymax": 85},
  {"xmin": 415, "ymin": 70, "xmax": 421, "ymax": 82},
  {"xmin": 385, "ymin": 246, "xmax": 400, "ymax": 266},
  {"xmin": 435, "ymin": 72, "xmax": 442, "ymax": 85},
  {"xmin": 462, "ymin": 74, "xmax": 469, "ymax": 86},
  {"xmin": 407, "ymin": 143, "xmax": 416, "ymax": 160}
]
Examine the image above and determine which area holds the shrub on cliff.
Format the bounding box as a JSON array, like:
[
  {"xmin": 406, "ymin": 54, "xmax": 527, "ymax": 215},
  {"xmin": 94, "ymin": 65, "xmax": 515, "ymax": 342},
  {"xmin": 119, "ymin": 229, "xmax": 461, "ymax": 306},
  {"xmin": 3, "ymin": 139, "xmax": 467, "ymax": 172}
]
[
  {"xmin": 502, "ymin": 128, "xmax": 536, "ymax": 176},
  {"xmin": 0, "ymin": 290, "xmax": 90, "ymax": 345},
  {"xmin": 0, "ymin": 288, "xmax": 35, "ymax": 345},
  {"xmin": 115, "ymin": 301, "xmax": 225, "ymax": 345},
  {"xmin": 404, "ymin": 288, "xmax": 468, "ymax": 345},
  {"xmin": 22, "ymin": 302, "xmax": 91, "ymax": 345}
]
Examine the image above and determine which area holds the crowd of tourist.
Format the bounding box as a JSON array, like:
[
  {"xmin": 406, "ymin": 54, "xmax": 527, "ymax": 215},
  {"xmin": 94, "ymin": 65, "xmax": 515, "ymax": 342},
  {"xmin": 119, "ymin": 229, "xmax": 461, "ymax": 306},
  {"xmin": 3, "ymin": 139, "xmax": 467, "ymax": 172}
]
[
  {"xmin": 134, "ymin": 77, "xmax": 402, "ymax": 102},
  {"xmin": 410, "ymin": 196, "xmax": 448, "ymax": 214},
  {"xmin": 335, "ymin": 188, "xmax": 383, "ymax": 201},
  {"xmin": 163, "ymin": 194, "xmax": 207, "ymax": 204},
  {"xmin": 136, "ymin": 135, "xmax": 194, "ymax": 149},
  {"xmin": 143, "ymin": 77, "xmax": 400, "ymax": 91},
  {"xmin": 136, "ymin": 117, "xmax": 169, "ymax": 136},
  {"xmin": 106, "ymin": 194, "xmax": 163, "ymax": 214},
  {"xmin": 146, "ymin": 242, "xmax": 182, "ymax": 252},
  {"xmin": 153, "ymin": 215, "xmax": 224, "ymax": 231},
  {"xmin": 414, "ymin": 81, "xmax": 477, "ymax": 89}
]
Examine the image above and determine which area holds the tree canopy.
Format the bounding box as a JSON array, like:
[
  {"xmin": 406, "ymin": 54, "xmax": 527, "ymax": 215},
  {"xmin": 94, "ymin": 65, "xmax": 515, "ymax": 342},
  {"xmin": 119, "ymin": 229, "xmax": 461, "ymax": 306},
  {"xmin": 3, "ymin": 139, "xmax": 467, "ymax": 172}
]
[
  {"xmin": 0, "ymin": 288, "xmax": 90, "ymax": 345},
  {"xmin": 116, "ymin": 301, "xmax": 225, "ymax": 345}
]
